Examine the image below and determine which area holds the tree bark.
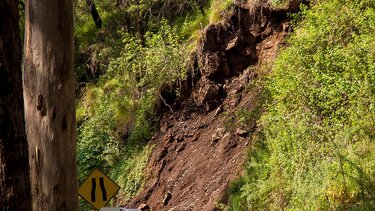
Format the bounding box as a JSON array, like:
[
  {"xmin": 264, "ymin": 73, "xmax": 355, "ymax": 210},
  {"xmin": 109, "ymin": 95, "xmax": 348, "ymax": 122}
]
[
  {"xmin": 0, "ymin": 0, "xmax": 32, "ymax": 210},
  {"xmin": 136, "ymin": 9, "xmax": 146, "ymax": 46},
  {"xmin": 24, "ymin": 0, "xmax": 78, "ymax": 210}
]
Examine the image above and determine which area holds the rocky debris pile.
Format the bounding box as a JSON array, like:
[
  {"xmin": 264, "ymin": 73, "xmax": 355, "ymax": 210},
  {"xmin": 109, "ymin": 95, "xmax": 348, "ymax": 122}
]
[
  {"xmin": 125, "ymin": 96, "xmax": 252, "ymax": 210},
  {"xmin": 190, "ymin": 0, "xmax": 303, "ymax": 112}
]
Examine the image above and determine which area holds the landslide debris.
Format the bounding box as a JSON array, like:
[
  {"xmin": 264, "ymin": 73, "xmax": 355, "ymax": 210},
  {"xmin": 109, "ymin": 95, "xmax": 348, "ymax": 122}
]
[{"xmin": 124, "ymin": 0, "xmax": 304, "ymax": 210}]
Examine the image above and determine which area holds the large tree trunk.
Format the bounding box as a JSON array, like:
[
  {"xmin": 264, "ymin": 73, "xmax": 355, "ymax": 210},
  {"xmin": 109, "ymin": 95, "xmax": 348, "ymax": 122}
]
[
  {"xmin": 24, "ymin": 0, "xmax": 78, "ymax": 210},
  {"xmin": 0, "ymin": 0, "xmax": 32, "ymax": 210}
]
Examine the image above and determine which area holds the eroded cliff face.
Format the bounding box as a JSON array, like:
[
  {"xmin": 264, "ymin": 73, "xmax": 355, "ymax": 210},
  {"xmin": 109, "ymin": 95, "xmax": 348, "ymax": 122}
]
[
  {"xmin": 124, "ymin": 1, "xmax": 303, "ymax": 210},
  {"xmin": 190, "ymin": 0, "xmax": 296, "ymax": 112}
]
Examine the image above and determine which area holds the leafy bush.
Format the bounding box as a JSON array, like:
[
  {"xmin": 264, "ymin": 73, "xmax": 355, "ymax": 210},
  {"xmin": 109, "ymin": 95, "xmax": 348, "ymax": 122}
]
[
  {"xmin": 227, "ymin": 0, "xmax": 375, "ymax": 210},
  {"xmin": 77, "ymin": 20, "xmax": 190, "ymax": 209}
]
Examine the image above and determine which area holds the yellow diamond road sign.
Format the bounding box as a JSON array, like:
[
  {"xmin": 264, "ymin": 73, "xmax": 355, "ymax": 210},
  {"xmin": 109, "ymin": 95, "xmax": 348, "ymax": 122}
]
[{"xmin": 78, "ymin": 168, "xmax": 120, "ymax": 210}]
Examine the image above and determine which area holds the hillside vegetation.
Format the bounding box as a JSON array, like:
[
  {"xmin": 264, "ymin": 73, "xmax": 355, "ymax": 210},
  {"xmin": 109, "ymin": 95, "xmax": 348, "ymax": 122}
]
[
  {"xmin": 227, "ymin": 0, "xmax": 375, "ymax": 210},
  {"xmin": 74, "ymin": 0, "xmax": 234, "ymax": 208},
  {"xmin": 74, "ymin": 0, "xmax": 375, "ymax": 210}
]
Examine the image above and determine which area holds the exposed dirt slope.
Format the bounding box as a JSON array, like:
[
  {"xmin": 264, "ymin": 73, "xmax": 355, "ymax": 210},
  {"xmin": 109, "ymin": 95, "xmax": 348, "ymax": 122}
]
[{"xmin": 125, "ymin": 1, "xmax": 301, "ymax": 210}]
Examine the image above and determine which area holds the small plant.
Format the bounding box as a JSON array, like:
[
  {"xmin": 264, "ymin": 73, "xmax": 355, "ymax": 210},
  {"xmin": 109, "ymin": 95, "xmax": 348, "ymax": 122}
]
[{"xmin": 209, "ymin": 0, "xmax": 234, "ymax": 24}]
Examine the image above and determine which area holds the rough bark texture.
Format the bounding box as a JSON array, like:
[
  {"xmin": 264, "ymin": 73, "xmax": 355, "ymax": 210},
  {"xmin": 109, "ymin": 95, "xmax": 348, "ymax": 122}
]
[
  {"xmin": 0, "ymin": 0, "xmax": 31, "ymax": 211},
  {"xmin": 0, "ymin": 0, "xmax": 32, "ymax": 210},
  {"xmin": 24, "ymin": 0, "xmax": 78, "ymax": 210}
]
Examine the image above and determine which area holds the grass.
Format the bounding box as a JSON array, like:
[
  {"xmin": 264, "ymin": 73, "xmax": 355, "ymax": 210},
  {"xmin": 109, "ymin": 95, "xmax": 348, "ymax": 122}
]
[
  {"xmin": 209, "ymin": 0, "xmax": 234, "ymax": 24},
  {"xmin": 225, "ymin": 0, "xmax": 375, "ymax": 210}
]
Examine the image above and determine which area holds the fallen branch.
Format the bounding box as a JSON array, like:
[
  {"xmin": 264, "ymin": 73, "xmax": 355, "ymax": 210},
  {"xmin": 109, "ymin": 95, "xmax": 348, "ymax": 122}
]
[{"xmin": 159, "ymin": 93, "xmax": 174, "ymax": 113}]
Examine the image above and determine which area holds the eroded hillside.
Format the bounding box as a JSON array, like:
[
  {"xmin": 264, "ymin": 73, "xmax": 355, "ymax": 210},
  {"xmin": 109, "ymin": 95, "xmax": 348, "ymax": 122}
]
[{"xmin": 123, "ymin": 1, "xmax": 302, "ymax": 209}]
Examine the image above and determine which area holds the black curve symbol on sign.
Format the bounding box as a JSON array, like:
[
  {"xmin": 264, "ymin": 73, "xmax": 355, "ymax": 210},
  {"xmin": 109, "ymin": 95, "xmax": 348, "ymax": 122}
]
[
  {"xmin": 91, "ymin": 178, "xmax": 96, "ymax": 202},
  {"xmin": 91, "ymin": 177, "xmax": 107, "ymax": 202},
  {"xmin": 99, "ymin": 177, "xmax": 107, "ymax": 201}
]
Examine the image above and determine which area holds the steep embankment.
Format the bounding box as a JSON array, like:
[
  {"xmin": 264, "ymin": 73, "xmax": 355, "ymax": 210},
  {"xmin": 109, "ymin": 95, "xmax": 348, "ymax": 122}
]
[
  {"xmin": 125, "ymin": 1, "xmax": 301, "ymax": 210},
  {"xmin": 228, "ymin": 0, "xmax": 375, "ymax": 210}
]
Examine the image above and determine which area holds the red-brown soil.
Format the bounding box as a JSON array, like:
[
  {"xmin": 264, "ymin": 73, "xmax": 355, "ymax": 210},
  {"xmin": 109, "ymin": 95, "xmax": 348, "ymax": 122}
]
[
  {"xmin": 126, "ymin": 68, "xmax": 262, "ymax": 211},
  {"xmin": 123, "ymin": 0, "xmax": 301, "ymax": 210}
]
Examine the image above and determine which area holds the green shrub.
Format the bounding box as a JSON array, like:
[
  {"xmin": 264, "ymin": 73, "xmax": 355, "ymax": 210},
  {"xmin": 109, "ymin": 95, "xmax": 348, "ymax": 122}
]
[
  {"xmin": 77, "ymin": 20, "xmax": 190, "ymax": 209},
  {"xmin": 227, "ymin": 0, "xmax": 375, "ymax": 210}
]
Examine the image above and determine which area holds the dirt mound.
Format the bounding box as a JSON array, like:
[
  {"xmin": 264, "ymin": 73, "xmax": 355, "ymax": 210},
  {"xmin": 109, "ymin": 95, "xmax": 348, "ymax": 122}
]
[
  {"xmin": 124, "ymin": 0, "xmax": 302, "ymax": 210},
  {"xmin": 126, "ymin": 69, "xmax": 260, "ymax": 211}
]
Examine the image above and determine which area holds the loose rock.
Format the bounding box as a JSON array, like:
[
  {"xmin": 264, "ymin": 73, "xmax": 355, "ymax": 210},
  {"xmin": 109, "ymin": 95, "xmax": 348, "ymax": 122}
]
[
  {"xmin": 212, "ymin": 128, "xmax": 226, "ymax": 143},
  {"xmin": 162, "ymin": 191, "xmax": 172, "ymax": 206},
  {"xmin": 236, "ymin": 128, "xmax": 248, "ymax": 136},
  {"xmin": 138, "ymin": 203, "xmax": 151, "ymax": 211}
]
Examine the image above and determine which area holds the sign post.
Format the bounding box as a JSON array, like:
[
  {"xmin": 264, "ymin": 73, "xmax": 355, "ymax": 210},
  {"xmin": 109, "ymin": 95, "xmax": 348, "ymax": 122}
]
[{"xmin": 78, "ymin": 168, "xmax": 121, "ymax": 210}]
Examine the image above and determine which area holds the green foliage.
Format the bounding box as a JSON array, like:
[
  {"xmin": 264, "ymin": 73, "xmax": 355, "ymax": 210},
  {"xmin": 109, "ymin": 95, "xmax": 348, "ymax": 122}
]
[
  {"xmin": 18, "ymin": 0, "xmax": 25, "ymax": 43},
  {"xmin": 177, "ymin": 9, "xmax": 209, "ymax": 40},
  {"xmin": 223, "ymin": 178, "xmax": 248, "ymax": 211},
  {"xmin": 175, "ymin": 0, "xmax": 235, "ymax": 51},
  {"xmin": 74, "ymin": 0, "xmax": 206, "ymax": 53},
  {"xmin": 109, "ymin": 143, "xmax": 154, "ymax": 201},
  {"xmin": 227, "ymin": 0, "xmax": 375, "ymax": 210},
  {"xmin": 77, "ymin": 96, "xmax": 117, "ymax": 182},
  {"xmin": 270, "ymin": 0, "xmax": 290, "ymax": 6},
  {"xmin": 209, "ymin": 0, "xmax": 234, "ymax": 24},
  {"xmin": 77, "ymin": 20, "xmax": 189, "ymax": 209},
  {"xmin": 73, "ymin": 0, "xmax": 235, "ymax": 83}
]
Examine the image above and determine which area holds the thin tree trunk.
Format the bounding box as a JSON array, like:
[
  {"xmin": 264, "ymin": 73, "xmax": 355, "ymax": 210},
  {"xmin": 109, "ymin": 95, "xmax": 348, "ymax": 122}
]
[
  {"xmin": 87, "ymin": 0, "xmax": 102, "ymax": 28},
  {"xmin": 136, "ymin": 10, "xmax": 146, "ymax": 46},
  {"xmin": 24, "ymin": 0, "xmax": 78, "ymax": 210},
  {"xmin": 0, "ymin": 0, "xmax": 32, "ymax": 210}
]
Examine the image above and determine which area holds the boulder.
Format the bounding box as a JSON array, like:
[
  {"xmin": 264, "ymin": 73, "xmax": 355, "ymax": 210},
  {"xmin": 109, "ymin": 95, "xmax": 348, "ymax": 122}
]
[
  {"xmin": 201, "ymin": 24, "xmax": 228, "ymax": 51},
  {"xmin": 197, "ymin": 51, "xmax": 227, "ymax": 80},
  {"xmin": 192, "ymin": 78, "xmax": 224, "ymax": 111}
]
